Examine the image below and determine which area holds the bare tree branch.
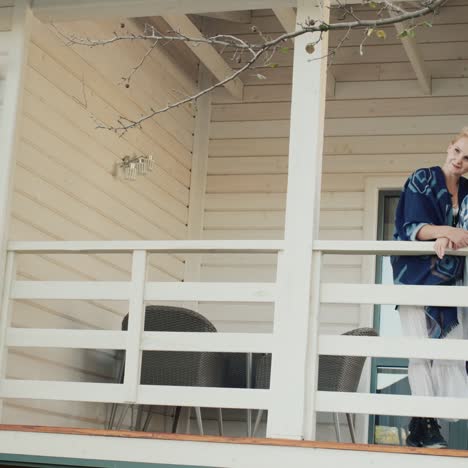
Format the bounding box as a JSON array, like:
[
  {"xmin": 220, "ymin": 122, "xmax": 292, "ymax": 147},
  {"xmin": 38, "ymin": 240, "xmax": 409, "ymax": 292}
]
[{"xmin": 57, "ymin": 0, "xmax": 447, "ymax": 134}]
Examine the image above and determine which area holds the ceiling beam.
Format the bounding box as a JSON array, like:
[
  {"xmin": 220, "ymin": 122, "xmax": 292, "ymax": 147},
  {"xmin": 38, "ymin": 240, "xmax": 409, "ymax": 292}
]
[
  {"xmin": 272, "ymin": 7, "xmax": 336, "ymax": 97},
  {"xmin": 199, "ymin": 11, "xmax": 251, "ymax": 23},
  {"xmin": 32, "ymin": 0, "xmax": 297, "ymax": 23},
  {"xmin": 32, "ymin": 0, "xmax": 425, "ymax": 23},
  {"xmin": 272, "ymin": 8, "xmax": 296, "ymax": 33},
  {"xmin": 163, "ymin": 14, "xmax": 244, "ymax": 100},
  {"xmin": 392, "ymin": 15, "xmax": 431, "ymax": 94}
]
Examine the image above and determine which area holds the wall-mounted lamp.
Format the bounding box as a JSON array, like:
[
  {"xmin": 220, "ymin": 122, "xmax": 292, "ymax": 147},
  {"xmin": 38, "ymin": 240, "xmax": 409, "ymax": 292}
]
[{"xmin": 114, "ymin": 155, "xmax": 154, "ymax": 180}]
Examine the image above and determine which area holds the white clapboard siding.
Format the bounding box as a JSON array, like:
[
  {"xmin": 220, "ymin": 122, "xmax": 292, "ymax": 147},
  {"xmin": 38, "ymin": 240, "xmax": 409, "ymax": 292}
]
[
  {"xmin": 204, "ymin": 192, "xmax": 364, "ymax": 211},
  {"xmin": 202, "ymin": 4, "xmax": 468, "ymax": 440},
  {"xmin": 211, "ymin": 116, "xmax": 468, "ymax": 139},
  {"xmin": 214, "ymin": 77, "xmax": 468, "ymax": 105},
  {"xmin": 0, "ymin": 52, "xmax": 6, "ymax": 79},
  {"xmin": 331, "ymin": 61, "xmax": 468, "ymax": 82},
  {"xmin": 3, "ymin": 400, "xmax": 111, "ymax": 427},
  {"xmin": 7, "ymin": 14, "xmax": 198, "ymax": 429},
  {"xmin": 213, "ymin": 96, "xmax": 468, "ymax": 121},
  {"xmin": 30, "ymin": 18, "xmax": 195, "ymax": 162},
  {"xmin": 24, "ymin": 58, "xmax": 191, "ymax": 187},
  {"xmin": 21, "ymin": 89, "xmax": 190, "ymax": 206},
  {"xmin": 0, "ymin": 5, "xmax": 12, "ymax": 32},
  {"xmin": 20, "ymin": 114, "xmax": 188, "ymax": 224},
  {"xmin": 0, "ymin": 22, "xmax": 7, "ymax": 127}
]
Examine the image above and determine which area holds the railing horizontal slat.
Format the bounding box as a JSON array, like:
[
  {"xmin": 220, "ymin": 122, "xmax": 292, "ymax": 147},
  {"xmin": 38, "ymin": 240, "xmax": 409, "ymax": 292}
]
[
  {"xmin": 141, "ymin": 332, "xmax": 273, "ymax": 353},
  {"xmin": 316, "ymin": 391, "xmax": 468, "ymax": 419},
  {"xmin": 0, "ymin": 381, "xmax": 127, "ymax": 403},
  {"xmin": 0, "ymin": 380, "xmax": 270, "ymax": 410},
  {"xmin": 11, "ymin": 281, "xmax": 130, "ymax": 300},
  {"xmin": 321, "ymin": 283, "xmax": 468, "ymax": 307},
  {"xmin": 145, "ymin": 282, "xmax": 276, "ymax": 302},
  {"xmin": 8, "ymin": 240, "xmax": 284, "ymax": 254},
  {"xmin": 319, "ymin": 335, "xmax": 468, "ymax": 361},
  {"xmin": 6, "ymin": 329, "xmax": 127, "ymax": 349},
  {"xmin": 314, "ymin": 240, "xmax": 468, "ymax": 256},
  {"xmin": 137, "ymin": 385, "xmax": 270, "ymax": 410}
]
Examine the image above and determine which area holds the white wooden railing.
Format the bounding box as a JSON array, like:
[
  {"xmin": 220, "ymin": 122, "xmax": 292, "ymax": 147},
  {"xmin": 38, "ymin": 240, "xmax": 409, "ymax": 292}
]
[
  {"xmin": 1, "ymin": 239, "xmax": 468, "ymax": 438},
  {"xmin": 0, "ymin": 240, "xmax": 282, "ymax": 411},
  {"xmin": 312, "ymin": 240, "xmax": 468, "ymax": 427}
]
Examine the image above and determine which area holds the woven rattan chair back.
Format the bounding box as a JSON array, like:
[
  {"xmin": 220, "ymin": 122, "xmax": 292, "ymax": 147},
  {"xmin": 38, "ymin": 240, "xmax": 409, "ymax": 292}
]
[
  {"xmin": 252, "ymin": 327, "xmax": 378, "ymax": 442},
  {"xmin": 318, "ymin": 327, "xmax": 378, "ymax": 392},
  {"xmin": 121, "ymin": 305, "xmax": 223, "ymax": 387}
]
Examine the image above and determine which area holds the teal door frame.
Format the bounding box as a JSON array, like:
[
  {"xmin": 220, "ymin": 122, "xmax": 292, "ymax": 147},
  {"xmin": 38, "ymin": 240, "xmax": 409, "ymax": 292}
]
[{"xmin": 368, "ymin": 190, "xmax": 408, "ymax": 444}]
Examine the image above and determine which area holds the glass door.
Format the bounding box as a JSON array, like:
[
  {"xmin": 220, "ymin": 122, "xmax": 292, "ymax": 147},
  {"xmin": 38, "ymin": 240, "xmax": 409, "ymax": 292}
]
[
  {"xmin": 369, "ymin": 191, "xmax": 468, "ymax": 448},
  {"xmin": 369, "ymin": 191, "xmax": 410, "ymax": 446}
]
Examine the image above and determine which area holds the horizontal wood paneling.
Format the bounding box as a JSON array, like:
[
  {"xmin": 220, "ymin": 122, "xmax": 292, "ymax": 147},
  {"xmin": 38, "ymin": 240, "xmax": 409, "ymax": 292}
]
[
  {"xmin": 6, "ymin": 2, "xmax": 468, "ymax": 436},
  {"xmin": 0, "ymin": 5, "xmax": 12, "ymax": 31},
  {"xmin": 8, "ymin": 15, "xmax": 198, "ymax": 428},
  {"xmin": 202, "ymin": 7, "xmax": 468, "ymax": 442},
  {"xmin": 213, "ymin": 77, "xmax": 468, "ymax": 104}
]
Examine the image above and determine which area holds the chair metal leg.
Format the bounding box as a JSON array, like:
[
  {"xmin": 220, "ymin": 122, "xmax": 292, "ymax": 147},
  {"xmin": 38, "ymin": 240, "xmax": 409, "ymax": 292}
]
[
  {"xmin": 142, "ymin": 406, "xmax": 153, "ymax": 432},
  {"xmin": 172, "ymin": 406, "xmax": 182, "ymax": 433},
  {"xmin": 253, "ymin": 409, "xmax": 263, "ymax": 437},
  {"xmin": 107, "ymin": 403, "xmax": 118, "ymax": 429},
  {"xmin": 130, "ymin": 405, "xmax": 137, "ymax": 430},
  {"xmin": 217, "ymin": 408, "xmax": 224, "ymax": 436},
  {"xmin": 246, "ymin": 409, "xmax": 252, "ymax": 437},
  {"xmin": 115, "ymin": 404, "xmax": 130, "ymax": 430},
  {"xmin": 346, "ymin": 413, "xmax": 356, "ymax": 443},
  {"xmin": 135, "ymin": 406, "xmax": 144, "ymax": 431},
  {"xmin": 107, "ymin": 352, "xmax": 125, "ymax": 430},
  {"xmin": 185, "ymin": 407, "xmax": 192, "ymax": 434},
  {"xmin": 194, "ymin": 407, "xmax": 204, "ymax": 435},
  {"xmin": 246, "ymin": 353, "xmax": 253, "ymax": 436},
  {"xmin": 333, "ymin": 413, "xmax": 342, "ymax": 442}
]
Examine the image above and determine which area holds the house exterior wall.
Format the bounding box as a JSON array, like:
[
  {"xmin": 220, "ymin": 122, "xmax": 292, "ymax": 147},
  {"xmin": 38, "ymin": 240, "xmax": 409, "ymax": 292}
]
[
  {"xmin": 2, "ymin": 0, "xmax": 468, "ymax": 441},
  {"xmin": 201, "ymin": 2, "xmax": 468, "ymax": 439},
  {"xmin": 0, "ymin": 2, "xmax": 13, "ymax": 102},
  {"xmin": 4, "ymin": 14, "xmax": 197, "ymax": 428},
  {"xmin": 0, "ymin": 2, "xmax": 13, "ymax": 32}
]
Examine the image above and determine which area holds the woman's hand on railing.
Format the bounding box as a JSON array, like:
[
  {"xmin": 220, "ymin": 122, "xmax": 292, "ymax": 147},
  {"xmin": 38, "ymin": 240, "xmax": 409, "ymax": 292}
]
[
  {"xmin": 418, "ymin": 225, "xmax": 468, "ymax": 249},
  {"xmin": 434, "ymin": 237, "xmax": 452, "ymax": 259},
  {"xmin": 445, "ymin": 227, "xmax": 468, "ymax": 250}
]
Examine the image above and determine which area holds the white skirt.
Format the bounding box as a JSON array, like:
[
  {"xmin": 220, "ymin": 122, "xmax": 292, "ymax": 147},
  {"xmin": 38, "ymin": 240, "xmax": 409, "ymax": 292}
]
[{"xmin": 399, "ymin": 304, "xmax": 468, "ymax": 398}]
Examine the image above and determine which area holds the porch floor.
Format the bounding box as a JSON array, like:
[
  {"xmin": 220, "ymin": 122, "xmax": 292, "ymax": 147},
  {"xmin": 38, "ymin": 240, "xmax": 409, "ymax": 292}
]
[{"xmin": 0, "ymin": 424, "xmax": 466, "ymax": 467}]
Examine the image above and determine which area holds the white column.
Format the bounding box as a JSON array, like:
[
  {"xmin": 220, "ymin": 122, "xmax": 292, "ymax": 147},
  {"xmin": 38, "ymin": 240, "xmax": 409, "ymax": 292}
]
[
  {"xmin": 267, "ymin": 0, "xmax": 329, "ymax": 440},
  {"xmin": 124, "ymin": 250, "xmax": 148, "ymax": 403},
  {"xmin": 0, "ymin": 0, "xmax": 32, "ymax": 335},
  {"xmin": 0, "ymin": 252, "xmax": 16, "ymax": 421},
  {"xmin": 180, "ymin": 63, "xmax": 212, "ymax": 432}
]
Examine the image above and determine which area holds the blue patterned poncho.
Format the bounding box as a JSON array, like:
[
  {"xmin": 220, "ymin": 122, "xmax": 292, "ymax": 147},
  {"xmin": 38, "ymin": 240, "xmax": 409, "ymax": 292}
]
[{"xmin": 391, "ymin": 166, "xmax": 468, "ymax": 338}]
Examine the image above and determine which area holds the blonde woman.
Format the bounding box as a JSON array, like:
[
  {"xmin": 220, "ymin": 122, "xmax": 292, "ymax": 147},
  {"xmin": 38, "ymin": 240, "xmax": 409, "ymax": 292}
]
[{"xmin": 392, "ymin": 128, "xmax": 468, "ymax": 448}]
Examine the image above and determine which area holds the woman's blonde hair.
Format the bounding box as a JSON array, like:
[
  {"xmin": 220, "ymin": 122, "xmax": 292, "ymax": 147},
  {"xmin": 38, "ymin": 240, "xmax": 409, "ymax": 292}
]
[{"xmin": 452, "ymin": 127, "xmax": 468, "ymax": 144}]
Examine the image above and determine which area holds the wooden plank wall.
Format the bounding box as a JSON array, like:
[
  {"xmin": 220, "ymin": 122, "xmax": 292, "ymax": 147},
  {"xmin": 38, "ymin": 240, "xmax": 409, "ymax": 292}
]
[
  {"xmin": 5, "ymin": 15, "xmax": 197, "ymax": 429},
  {"xmin": 0, "ymin": 1, "xmax": 12, "ymax": 32},
  {"xmin": 0, "ymin": 1, "xmax": 13, "ymax": 110},
  {"xmin": 202, "ymin": 2, "xmax": 468, "ymax": 439}
]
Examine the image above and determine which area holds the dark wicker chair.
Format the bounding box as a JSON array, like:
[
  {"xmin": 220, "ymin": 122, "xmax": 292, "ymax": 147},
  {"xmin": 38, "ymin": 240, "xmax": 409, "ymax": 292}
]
[
  {"xmin": 108, "ymin": 305, "xmax": 224, "ymax": 434},
  {"xmin": 222, "ymin": 353, "xmax": 264, "ymax": 436},
  {"xmin": 253, "ymin": 327, "xmax": 378, "ymax": 442}
]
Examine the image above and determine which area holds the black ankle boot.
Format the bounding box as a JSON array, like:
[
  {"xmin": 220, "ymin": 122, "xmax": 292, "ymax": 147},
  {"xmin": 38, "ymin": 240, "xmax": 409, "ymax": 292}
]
[
  {"xmin": 420, "ymin": 418, "xmax": 448, "ymax": 448},
  {"xmin": 406, "ymin": 417, "xmax": 424, "ymax": 447}
]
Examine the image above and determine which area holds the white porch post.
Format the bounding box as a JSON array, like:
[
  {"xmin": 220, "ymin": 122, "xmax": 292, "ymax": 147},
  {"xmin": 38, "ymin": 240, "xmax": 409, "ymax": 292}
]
[
  {"xmin": 0, "ymin": 0, "xmax": 31, "ymax": 258},
  {"xmin": 0, "ymin": 0, "xmax": 32, "ymax": 422},
  {"xmin": 266, "ymin": 0, "xmax": 329, "ymax": 440}
]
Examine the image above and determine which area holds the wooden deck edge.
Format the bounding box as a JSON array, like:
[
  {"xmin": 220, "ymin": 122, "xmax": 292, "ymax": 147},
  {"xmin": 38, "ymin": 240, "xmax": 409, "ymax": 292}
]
[{"xmin": 0, "ymin": 424, "xmax": 466, "ymax": 458}]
